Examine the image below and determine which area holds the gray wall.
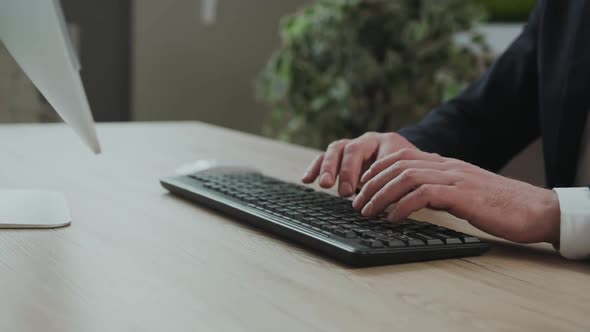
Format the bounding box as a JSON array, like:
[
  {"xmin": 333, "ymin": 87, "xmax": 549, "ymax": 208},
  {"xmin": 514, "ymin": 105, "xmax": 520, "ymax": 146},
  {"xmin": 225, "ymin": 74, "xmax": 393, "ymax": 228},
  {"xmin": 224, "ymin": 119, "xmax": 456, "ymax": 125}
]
[{"xmin": 133, "ymin": 0, "xmax": 308, "ymax": 134}]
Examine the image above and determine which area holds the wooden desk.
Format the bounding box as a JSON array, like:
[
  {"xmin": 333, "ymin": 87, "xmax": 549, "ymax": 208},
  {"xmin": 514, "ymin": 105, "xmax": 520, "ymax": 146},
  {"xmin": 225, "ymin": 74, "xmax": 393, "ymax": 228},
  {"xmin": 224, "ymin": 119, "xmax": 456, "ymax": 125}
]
[{"xmin": 0, "ymin": 122, "xmax": 588, "ymax": 331}]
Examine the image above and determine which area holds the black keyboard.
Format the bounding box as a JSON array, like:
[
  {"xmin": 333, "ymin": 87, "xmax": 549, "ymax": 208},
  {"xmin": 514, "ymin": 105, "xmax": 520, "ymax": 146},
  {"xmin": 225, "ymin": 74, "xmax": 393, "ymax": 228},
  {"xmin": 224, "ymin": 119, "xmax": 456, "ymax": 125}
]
[{"xmin": 161, "ymin": 171, "xmax": 490, "ymax": 267}]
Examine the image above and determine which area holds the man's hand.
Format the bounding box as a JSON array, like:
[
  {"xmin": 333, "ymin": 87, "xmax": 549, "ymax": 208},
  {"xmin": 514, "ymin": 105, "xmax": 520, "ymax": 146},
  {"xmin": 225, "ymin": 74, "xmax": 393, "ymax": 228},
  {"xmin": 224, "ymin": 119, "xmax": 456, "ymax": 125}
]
[
  {"xmin": 303, "ymin": 133, "xmax": 561, "ymax": 245},
  {"xmin": 302, "ymin": 132, "xmax": 416, "ymax": 197},
  {"xmin": 351, "ymin": 148, "xmax": 561, "ymax": 244}
]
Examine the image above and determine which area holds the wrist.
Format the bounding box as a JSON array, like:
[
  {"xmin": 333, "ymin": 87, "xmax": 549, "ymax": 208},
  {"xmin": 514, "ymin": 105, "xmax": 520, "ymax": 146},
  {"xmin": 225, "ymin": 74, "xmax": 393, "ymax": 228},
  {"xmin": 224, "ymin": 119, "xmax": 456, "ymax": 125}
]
[{"xmin": 533, "ymin": 189, "xmax": 561, "ymax": 245}]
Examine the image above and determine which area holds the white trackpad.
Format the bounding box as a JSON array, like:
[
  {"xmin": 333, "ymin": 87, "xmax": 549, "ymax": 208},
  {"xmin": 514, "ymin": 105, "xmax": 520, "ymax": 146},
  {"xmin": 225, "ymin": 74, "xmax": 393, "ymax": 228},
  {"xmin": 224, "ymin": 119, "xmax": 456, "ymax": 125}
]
[{"xmin": 0, "ymin": 190, "xmax": 71, "ymax": 228}]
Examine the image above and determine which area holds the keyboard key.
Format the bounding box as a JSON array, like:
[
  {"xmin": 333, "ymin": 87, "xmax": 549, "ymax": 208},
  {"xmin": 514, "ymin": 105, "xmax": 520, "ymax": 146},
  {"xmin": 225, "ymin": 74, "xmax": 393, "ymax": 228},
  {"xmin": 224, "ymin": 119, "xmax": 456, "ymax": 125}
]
[
  {"xmin": 393, "ymin": 234, "xmax": 425, "ymax": 246},
  {"xmin": 444, "ymin": 238, "xmax": 463, "ymax": 244},
  {"xmin": 383, "ymin": 239, "xmax": 406, "ymax": 247},
  {"xmin": 310, "ymin": 220, "xmax": 327, "ymax": 228},
  {"xmin": 334, "ymin": 229, "xmax": 356, "ymax": 238},
  {"xmin": 327, "ymin": 220, "xmax": 348, "ymax": 225},
  {"xmin": 421, "ymin": 229, "xmax": 463, "ymax": 244},
  {"xmin": 413, "ymin": 232, "xmax": 445, "ymax": 245},
  {"xmin": 331, "ymin": 213, "xmax": 348, "ymax": 218},
  {"xmin": 353, "ymin": 228, "xmax": 371, "ymax": 236},
  {"xmin": 360, "ymin": 239, "xmax": 384, "ymax": 248},
  {"xmin": 407, "ymin": 239, "xmax": 426, "ymax": 246},
  {"xmin": 321, "ymin": 230, "xmax": 333, "ymax": 237},
  {"xmin": 303, "ymin": 216, "xmax": 319, "ymax": 222},
  {"xmin": 361, "ymin": 231, "xmax": 379, "ymax": 238},
  {"xmin": 322, "ymin": 225, "xmax": 339, "ymax": 232},
  {"xmin": 405, "ymin": 224, "xmax": 426, "ymax": 230},
  {"xmin": 287, "ymin": 211, "xmax": 303, "ymax": 218},
  {"xmin": 382, "ymin": 223, "xmax": 403, "ymax": 229},
  {"xmin": 462, "ymin": 236, "xmax": 481, "ymax": 243}
]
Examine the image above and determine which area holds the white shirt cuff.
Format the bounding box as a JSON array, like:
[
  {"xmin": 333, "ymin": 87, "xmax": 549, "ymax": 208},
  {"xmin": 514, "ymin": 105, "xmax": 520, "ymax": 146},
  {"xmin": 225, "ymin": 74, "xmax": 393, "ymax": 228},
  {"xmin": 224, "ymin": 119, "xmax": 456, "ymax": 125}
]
[{"xmin": 553, "ymin": 187, "xmax": 590, "ymax": 260}]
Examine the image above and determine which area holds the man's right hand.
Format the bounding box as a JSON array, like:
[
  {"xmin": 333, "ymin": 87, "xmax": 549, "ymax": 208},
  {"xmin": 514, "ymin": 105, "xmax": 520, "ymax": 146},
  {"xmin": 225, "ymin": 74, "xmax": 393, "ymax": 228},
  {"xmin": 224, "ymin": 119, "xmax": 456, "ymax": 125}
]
[{"xmin": 302, "ymin": 132, "xmax": 417, "ymax": 197}]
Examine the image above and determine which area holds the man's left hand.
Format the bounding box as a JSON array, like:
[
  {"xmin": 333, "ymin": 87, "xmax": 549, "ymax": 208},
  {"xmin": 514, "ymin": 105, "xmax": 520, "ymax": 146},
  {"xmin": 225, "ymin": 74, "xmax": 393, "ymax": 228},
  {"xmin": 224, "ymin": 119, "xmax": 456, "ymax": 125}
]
[{"xmin": 352, "ymin": 149, "xmax": 561, "ymax": 245}]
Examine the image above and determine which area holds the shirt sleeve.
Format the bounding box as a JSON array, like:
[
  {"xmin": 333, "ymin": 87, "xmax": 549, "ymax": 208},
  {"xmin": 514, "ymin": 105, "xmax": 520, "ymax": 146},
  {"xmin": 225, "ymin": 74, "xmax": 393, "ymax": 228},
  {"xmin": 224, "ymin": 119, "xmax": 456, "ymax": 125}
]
[{"xmin": 553, "ymin": 187, "xmax": 590, "ymax": 260}]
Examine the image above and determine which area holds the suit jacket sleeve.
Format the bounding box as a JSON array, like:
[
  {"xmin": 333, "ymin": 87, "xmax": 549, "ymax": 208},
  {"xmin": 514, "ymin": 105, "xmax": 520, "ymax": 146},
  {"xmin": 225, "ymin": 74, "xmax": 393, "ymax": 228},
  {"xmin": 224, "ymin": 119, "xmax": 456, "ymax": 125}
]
[{"xmin": 398, "ymin": 1, "xmax": 543, "ymax": 172}]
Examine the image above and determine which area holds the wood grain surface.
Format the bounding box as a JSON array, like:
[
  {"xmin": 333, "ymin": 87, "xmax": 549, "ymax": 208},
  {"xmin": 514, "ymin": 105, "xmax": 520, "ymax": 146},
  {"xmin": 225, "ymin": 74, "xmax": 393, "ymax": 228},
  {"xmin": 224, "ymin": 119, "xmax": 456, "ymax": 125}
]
[{"xmin": 0, "ymin": 122, "xmax": 587, "ymax": 332}]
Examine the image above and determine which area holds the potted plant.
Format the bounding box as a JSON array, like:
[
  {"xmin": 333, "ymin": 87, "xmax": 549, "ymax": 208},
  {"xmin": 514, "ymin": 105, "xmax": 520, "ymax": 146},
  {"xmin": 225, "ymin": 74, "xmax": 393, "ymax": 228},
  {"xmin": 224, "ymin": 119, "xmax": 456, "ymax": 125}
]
[
  {"xmin": 475, "ymin": 0, "xmax": 535, "ymax": 22},
  {"xmin": 257, "ymin": 0, "xmax": 490, "ymax": 149}
]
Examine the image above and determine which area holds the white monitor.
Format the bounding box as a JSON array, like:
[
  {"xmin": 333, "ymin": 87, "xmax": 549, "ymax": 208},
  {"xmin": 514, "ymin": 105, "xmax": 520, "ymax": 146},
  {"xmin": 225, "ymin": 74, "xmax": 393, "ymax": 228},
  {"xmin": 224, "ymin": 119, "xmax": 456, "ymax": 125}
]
[
  {"xmin": 0, "ymin": 0, "xmax": 101, "ymax": 229},
  {"xmin": 0, "ymin": 0, "xmax": 101, "ymax": 153}
]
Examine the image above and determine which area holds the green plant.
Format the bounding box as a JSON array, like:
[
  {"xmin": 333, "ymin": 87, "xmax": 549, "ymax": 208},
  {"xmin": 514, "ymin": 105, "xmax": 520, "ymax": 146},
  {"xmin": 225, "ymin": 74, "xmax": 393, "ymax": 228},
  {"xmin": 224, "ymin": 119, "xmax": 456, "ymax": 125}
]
[
  {"xmin": 475, "ymin": 0, "xmax": 535, "ymax": 22},
  {"xmin": 257, "ymin": 0, "xmax": 490, "ymax": 149}
]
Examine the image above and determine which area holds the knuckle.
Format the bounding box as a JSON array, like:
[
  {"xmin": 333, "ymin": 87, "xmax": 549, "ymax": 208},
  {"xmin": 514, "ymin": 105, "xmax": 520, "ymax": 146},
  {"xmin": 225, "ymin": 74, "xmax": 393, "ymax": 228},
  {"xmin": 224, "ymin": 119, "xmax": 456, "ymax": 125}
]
[
  {"xmin": 370, "ymin": 157, "xmax": 390, "ymax": 171},
  {"xmin": 417, "ymin": 184, "xmax": 436, "ymax": 197},
  {"xmin": 328, "ymin": 139, "xmax": 348, "ymax": 150},
  {"xmin": 372, "ymin": 190, "xmax": 386, "ymax": 204},
  {"xmin": 339, "ymin": 167, "xmax": 353, "ymax": 178},
  {"xmin": 413, "ymin": 186, "xmax": 428, "ymax": 197},
  {"xmin": 442, "ymin": 159, "xmax": 457, "ymax": 166},
  {"xmin": 391, "ymin": 160, "xmax": 409, "ymax": 172},
  {"xmin": 399, "ymin": 168, "xmax": 418, "ymax": 182},
  {"xmin": 364, "ymin": 178, "xmax": 379, "ymax": 193},
  {"xmin": 446, "ymin": 159, "xmax": 465, "ymax": 168},
  {"xmin": 326, "ymin": 142, "xmax": 337, "ymax": 151},
  {"xmin": 320, "ymin": 160, "xmax": 334, "ymax": 171},
  {"xmin": 367, "ymin": 160, "xmax": 385, "ymax": 173},
  {"xmin": 360, "ymin": 131, "xmax": 378, "ymax": 139},
  {"xmin": 371, "ymin": 158, "xmax": 386, "ymax": 170},
  {"xmin": 344, "ymin": 142, "xmax": 360, "ymax": 154},
  {"xmin": 383, "ymin": 132, "xmax": 399, "ymax": 141},
  {"xmin": 398, "ymin": 148, "xmax": 414, "ymax": 158}
]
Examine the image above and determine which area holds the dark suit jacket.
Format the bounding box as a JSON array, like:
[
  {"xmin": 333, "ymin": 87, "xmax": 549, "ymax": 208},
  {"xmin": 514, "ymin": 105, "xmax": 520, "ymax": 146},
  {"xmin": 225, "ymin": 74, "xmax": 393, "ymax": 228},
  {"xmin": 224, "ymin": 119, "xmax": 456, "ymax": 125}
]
[{"xmin": 398, "ymin": 0, "xmax": 590, "ymax": 188}]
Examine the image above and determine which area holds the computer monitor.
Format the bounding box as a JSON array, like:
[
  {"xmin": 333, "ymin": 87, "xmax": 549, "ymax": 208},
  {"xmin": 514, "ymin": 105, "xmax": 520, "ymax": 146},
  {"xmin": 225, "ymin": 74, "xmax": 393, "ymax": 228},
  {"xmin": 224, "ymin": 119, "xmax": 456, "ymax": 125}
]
[
  {"xmin": 0, "ymin": 0, "xmax": 101, "ymax": 153},
  {"xmin": 0, "ymin": 0, "xmax": 101, "ymax": 229}
]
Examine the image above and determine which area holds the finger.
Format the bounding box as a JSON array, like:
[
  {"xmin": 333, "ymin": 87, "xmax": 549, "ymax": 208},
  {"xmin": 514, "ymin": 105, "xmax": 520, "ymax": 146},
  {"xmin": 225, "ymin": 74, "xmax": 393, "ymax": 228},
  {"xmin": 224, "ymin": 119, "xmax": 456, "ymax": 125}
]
[
  {"xmin": 302, "ymin": 153, "xmax": 325, "ymax": 183},
  {"xmin": 338, "ymin": 135, "xmax": 379, "ymax": 197},
  {"xmin": 386, "ymin": 184, "xmax": 459, "ymax": 222},
  {"xmin": 353, "ymin": 160, "xmax": 451, "ymax": 209},
  {"xmin": 361, "ymin": 148, "xmax": 445, "ymax": 184},
  {"xmin": 319, "ymin": 140, "xmax": 349, "ymax": 188},
  {"xmin": 352, "ymin": 159, "xmax": 373, "ymax": 193},
  {"xmin": 361, "ymin": 169, "xmax": 459, "ymax": 217}
]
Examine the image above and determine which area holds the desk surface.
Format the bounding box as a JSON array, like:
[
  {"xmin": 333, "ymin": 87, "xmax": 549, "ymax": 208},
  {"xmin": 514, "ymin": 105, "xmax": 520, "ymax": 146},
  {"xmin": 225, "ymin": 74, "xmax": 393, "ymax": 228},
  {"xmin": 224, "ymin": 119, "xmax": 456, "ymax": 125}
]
[{"xmin": 0, "ymin": 122, "xmax": 588, "ymax": 332}]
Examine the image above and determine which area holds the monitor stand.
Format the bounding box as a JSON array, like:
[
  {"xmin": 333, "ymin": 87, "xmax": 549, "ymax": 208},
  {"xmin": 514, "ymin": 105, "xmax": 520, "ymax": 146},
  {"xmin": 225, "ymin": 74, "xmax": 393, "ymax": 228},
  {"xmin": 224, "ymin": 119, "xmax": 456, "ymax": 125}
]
[{"xmin": 0, "ymin": 190, "xmax": 71, "ymax": 228}]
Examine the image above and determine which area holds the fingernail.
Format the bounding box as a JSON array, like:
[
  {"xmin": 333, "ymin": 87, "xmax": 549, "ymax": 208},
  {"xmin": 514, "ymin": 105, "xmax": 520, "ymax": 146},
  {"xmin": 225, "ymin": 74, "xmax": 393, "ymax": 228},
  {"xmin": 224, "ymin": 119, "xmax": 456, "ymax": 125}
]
[
  {"xmin": 361, "ymin": 202, "xmax": 373, "ymax": 216},
  {"xmin": 340, "ymin": 182, "xmax": 352, "ymax": 196},
  {"xmin": 319, "ymin": 173, "xmax": 332, "ymax": 186},
  {"xmin": 352, "ymin": 194, "xmax": 363, "ymax": 209},
  {"xmin": 301, "ymin": 170, "xmax": 310, "ymax": 180}
]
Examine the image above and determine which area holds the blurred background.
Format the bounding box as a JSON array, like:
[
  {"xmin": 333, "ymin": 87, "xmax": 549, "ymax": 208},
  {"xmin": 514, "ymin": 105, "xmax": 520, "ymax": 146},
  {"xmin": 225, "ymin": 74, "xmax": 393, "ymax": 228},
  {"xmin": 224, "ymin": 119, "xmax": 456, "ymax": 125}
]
[{"xmin": 0, "ymin": 0, "xmax": 542, "ymax": 184}]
